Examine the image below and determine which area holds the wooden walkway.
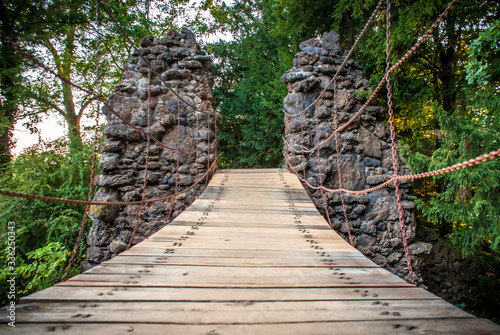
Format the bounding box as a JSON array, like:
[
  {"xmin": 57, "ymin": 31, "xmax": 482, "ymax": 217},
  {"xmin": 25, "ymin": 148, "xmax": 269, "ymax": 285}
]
[{"xmin": 3, "ymin": 169, "xmax": 499, "ymax": 334}]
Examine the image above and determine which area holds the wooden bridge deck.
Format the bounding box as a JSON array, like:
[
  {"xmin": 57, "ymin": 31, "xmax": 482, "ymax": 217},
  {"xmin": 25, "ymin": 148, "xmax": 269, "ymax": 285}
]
[{"xmin": 3, "ymin": 169, "xmax": 499, "ymax": 334}]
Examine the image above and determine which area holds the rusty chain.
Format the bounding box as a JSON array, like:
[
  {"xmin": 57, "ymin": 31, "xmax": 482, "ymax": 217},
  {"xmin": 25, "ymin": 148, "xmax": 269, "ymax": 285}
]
[
  {"xmin": 385, "ymin": 0, "xmax": 415, "ymax": 284},
  {"xmin": 0, "ymin": 33, "xmax": 215, "ymax": 156},
  {"xmin": 282, "ymin": 0, "xmax": 384, "ymax": 118},
  {"xmin": 283, "ymin": 0, "xmax": 461, "ymax": 154},
  {"xmin": 332, "ymin": 77, "xmax": 353, "ymax": 245},
  {"xmin": 96, "ymin": 0, "xmax": 213, "ymax": 116},
  {"xmin": 287, "ymin": 149, "xmax": 500, "ymax": 196}
]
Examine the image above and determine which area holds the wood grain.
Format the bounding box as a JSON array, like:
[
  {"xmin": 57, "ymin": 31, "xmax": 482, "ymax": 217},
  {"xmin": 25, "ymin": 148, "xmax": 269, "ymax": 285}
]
[{"xmin": 2, "ymin": 168, "xmax": 498, "ymax": 334}]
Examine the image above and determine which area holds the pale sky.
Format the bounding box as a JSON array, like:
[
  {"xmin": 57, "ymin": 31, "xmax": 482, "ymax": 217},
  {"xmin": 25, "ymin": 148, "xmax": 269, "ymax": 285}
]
[{"xmin": 13, "ymin": 114, "xmax": 66, "ymax": 154}]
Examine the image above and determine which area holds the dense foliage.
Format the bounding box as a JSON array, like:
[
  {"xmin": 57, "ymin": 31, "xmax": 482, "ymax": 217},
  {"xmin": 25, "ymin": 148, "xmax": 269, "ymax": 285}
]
[
  {"xmin": 202, "ymin": 0, "xmax": 500, "ymax": 256},
  {"xmin": 201, "ymin": 0, "xmax": 500, "ymax": 319},
  {"xmin": 0, "ymin": 140, "xmax": 96, "ymax": 306},
  {"xmin": 1, "ymin": 0, "xmax": 499, "ymax": 318},
  {"xmin": 0, "ymin": 0, "xmax": 189, "ymax": 159},
  {"xmin": 206, "ymin": 1, "xmax": 294, "ymax": 168}
]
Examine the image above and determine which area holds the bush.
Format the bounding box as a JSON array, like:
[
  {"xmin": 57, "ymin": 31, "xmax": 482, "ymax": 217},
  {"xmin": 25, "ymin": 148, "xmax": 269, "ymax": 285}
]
[{"xmin": 0, "ymin": 139, "xmax": 97, "ymax": 305}]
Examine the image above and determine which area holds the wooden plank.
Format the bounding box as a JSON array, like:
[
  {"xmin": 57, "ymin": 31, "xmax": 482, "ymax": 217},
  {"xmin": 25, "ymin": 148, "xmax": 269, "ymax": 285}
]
[
  {"xmin": 185, "ymin": 205, "xmax": 318, "ymax": 213},
  {"xmin": 21, "ymin": 286, "xmax": 440, "ymax": 303},
  {"xmin": 145, "ymin": 232, "xmax": 349, "ymax": 243},
  {"xmin": 84, "ymin": 264, "xmax": 391, "ymax": 277},
  {"xmin": 169, "ymin": 216, "xmax": 328, "ymax": 226},
  {"xmin": 149, "ymin": 226, "xmax": 334, "ymax": 237},
  {"xmin": 120, "ymin": 247, "xmax": 367, "ymax": 258},
  {"xmin": 174, "ymin": 210, "xmax": 325, "ymax": 220},
  {"xmin": 58, "ymin": 267, "xmax": 412, "ymax": 288},
  {"xmin": 79, "ymin": 263, "xmax": 404, "ymax": 279},
  {"xmin": 217, "ymin": 168, "xmax": 288, "ymax": 173},
  {"xmin": 5, "ymin": 168, "xmax": 499, "ymax": 334},
  {"xmin": 148, "ymin": 225, "xmax": 333, "ymax": 236},
  {"xmin": 200, "ymin": 184, "xmax": 305, "ymax": 190},
  {"xmin": 133, "ymin": 242, "xmax": 356, "ymax": 252},
  {"xmin": 5, "ymin": 319, "xmax": 500, "ymax": 335},
  {"xmin": 188, "ymin": 199, "xmax": 316, "ymax": 207},
  {"xmin": 102, "ymin": 255, "xmax": 379, "ymax": 267},
  {"xmin": 163, "ymin": 221, "xmax": 329, "ymax": 230},
  {"xmin": 2, "ymin": 300, "xmax": 474, "ymax": 324}
]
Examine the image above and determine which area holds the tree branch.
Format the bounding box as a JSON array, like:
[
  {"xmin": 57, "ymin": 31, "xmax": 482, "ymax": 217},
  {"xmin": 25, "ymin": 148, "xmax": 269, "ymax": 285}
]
[
  {"xmin": 28, "ymin": 91, "xmax": 66, "ymax": 116},
  {"xmin": 78, "ymin": 96, "xmax": 98, "ymax": 118},
  {"xmin": 41, "ymin": 38, "xmax": 65, "ymax": 76},
  {"xmin": 15, "ymin": 109, "xmax": 48, "ymax": 120}
]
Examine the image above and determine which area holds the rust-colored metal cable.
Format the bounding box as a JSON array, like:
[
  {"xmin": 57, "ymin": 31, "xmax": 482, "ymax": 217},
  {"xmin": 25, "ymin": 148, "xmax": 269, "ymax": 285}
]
[
  {"xmin": 189, "ymin": 108, "xmax": 201, "ymax": 207},
  {"xmin": 287, "ymin": 105, "xmax": 315, "ymax": 203},
  {"xmin": 385, "ymin": 0, "xmax": 415, "ymax": 284},
  {"xmin": 314, "ymin": 95, "xmax": 334, "ymax": 230},
  {"xmin": 332, "ymin": 77, "xmax": 353, "ymax": 245},
  {"xmin": 299, "ymin": 108, "xmax": 313, "ymax": 200},
  {"xmin": 214, "ymin": 110, "xmax": 219, "ymax": 173},
  {"xmin": 166, "ymin": 97, "xmax": 182, "ymax": 224},
  {"xmin": 63, "ymin": 3, "xmax": 102, "ymax": 279},
  {"xmin": 0, "ymin": 33, "xmax": 214, "ymax": 156},
  {"xmin": 205, "ymin": 114, "xmax": 212, "ymax": 189},
  {"xmin": 283, "ymin": 0, "xmax": 460, "ymax": 154}
]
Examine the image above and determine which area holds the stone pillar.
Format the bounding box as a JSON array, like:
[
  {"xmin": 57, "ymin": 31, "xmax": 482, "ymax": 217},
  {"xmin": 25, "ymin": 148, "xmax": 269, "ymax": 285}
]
[
  {"xmin": 281, "ymin": 31, "xmax": 427, "ymax": 284},
  {"xmin": 86, "ymin": 28, "xmax": 217, "ymax": 267}
]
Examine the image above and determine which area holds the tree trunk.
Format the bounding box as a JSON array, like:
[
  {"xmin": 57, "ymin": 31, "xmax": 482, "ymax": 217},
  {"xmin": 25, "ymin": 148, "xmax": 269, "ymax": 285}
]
[
  {"xmin": 0, "ymin": 107, "xmax": 15, "ymax": 168},
  {"xmin": 47, "ymin": 27, "xmax": 83, "ymax": 151},
  {"xmin": 0, "ymin": 40, "xmax": 21, "ymax": 168},
  {"xmin": 61, "ymin": 79, "xmax": 83, "ymax": 151}
]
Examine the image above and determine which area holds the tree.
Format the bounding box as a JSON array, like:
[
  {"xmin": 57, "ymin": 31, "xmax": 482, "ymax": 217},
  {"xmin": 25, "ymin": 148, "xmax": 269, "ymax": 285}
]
[
  {"xmin": 204, "ymin": 0, "xmax": 299, "ymax": 167},
  {"xmin": 17, "ymin": 0, "xmax": 137, "ymax": 151},
  {"xmin": 403, "ymin": 20, "xmax": 500, "ymax": 255},
  {"xmin": 0, "ymin": 0, "xmax": 49, "ymax": 168},
  {"xmin": 3, "ymin": 0, "xmax": 188, "ymax": 153},
  {"xmin": 223, "ymin": 0, "xmax": 500, "ymax": 254},
  {"xmin": 0, "ymin": 139, "xmax": 96, "ymax": 305}
]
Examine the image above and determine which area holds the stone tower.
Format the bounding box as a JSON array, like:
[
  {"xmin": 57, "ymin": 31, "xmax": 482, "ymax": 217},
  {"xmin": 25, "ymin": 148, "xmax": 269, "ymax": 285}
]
[
  {"xmin": 282, "ymin": 32, "xmax": 429, "ymax": 283},
  {"xmin": 86, "ymin": 28, "xmax": 217, "ymax": 267}
]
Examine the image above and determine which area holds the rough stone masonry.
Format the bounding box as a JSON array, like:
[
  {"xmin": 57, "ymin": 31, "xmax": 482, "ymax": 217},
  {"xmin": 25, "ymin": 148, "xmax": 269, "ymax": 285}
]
[
  {"xmin": 282, "ymin": 31, "xmax": 430, "ymax": 284},
  {"xmin": 86, "ymin": 28, "xmax": 217, "ymax": 268}
]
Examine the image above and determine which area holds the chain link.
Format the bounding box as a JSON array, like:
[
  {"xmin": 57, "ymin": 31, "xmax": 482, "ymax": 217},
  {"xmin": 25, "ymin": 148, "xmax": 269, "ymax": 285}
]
[
  {"xmin": 385, "ymin": 0, "xmax": 415, "ymax": 284},
  {"xmin": 282, "ymin": 0, "xmax": 384, "ymax": 118},
  {"xmin": 287, "ymin": 149, "xmax": 500, "ymax": 195},
  {"xmin": 332, "ymin": 78, "xmax": 353, "ymax": 244},
  {"xmin": 283, "ymin": 0, "xmax": 460, "ymax": 155}
]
